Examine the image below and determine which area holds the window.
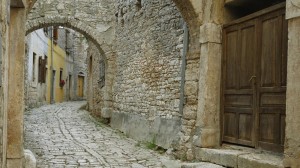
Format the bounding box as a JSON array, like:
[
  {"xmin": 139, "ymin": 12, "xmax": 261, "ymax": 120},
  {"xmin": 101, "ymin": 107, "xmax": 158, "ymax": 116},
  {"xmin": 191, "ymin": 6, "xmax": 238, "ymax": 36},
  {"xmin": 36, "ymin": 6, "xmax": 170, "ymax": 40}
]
[
  {"xmin": 38, "ymin": 56, "xmax": 47, "ymax": 83},
  {"xmin": 59, "ymin": 69, "xmax": 65, "ymax": 88},
  {"xmin": 99, "ymin": 60, "xmax": 105, "ymax": 88},
  {"xmin": 59, "ymin": 68, "xmax": 63, "ymax": 82},
  {"xmin": 43, "ymin": 28, "xmax": 48, "ymax": 36},
  {"xmin": 32, "ymin": 52, "xmax": 36, "ymax": 82},
  {"xmin": 53, "ymin": 27, "xmax": 58, "ymax": 45},
  {"xmin": 136, "ymin": 0, "xmax": 142, "ymax": 10}
]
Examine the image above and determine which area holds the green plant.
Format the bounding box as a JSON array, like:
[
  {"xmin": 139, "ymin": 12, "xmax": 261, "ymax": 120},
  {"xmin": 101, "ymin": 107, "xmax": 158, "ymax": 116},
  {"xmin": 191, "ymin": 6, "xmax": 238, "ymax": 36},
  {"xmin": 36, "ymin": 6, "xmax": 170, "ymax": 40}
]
[{"xmin": 145, "ymin": 141, "xmax": 156, "ymax": 150}]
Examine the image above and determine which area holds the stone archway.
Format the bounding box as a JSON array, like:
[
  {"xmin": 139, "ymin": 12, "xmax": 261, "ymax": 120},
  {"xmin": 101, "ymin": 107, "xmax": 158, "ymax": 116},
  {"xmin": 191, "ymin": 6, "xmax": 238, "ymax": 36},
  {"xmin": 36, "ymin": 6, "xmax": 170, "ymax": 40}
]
[
  {"xmin": 8, "ymin": 0, "xmax": 298, "ymax": 167},
  {"xmin": 26, "ymin": 17, "xmax": 108, "ymax": 57},
  {"xmin": 7, "ymin": 1, "xmax": 116, "ymax": 166},
  {"xmin": 25, "ymin": 0, "xmax": 220, "ymax": 162}
]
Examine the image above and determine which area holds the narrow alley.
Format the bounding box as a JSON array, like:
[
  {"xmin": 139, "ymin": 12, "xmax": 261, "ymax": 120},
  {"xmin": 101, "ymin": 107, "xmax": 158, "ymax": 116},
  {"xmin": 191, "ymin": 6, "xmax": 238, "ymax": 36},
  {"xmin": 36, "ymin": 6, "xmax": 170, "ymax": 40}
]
[{"xmin": 24, "ymin": 102, "xmax": 223, "ymax": 168}]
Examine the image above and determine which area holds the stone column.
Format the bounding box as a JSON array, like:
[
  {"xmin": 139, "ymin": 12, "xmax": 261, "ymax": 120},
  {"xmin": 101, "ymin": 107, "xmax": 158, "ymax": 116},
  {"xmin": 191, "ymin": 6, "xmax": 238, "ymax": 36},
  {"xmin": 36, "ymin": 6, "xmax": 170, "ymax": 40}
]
[
  {"xmin": 284, "ymin": 1, "xmax": 300, "ymax": 167},
  {"xmin": 193, "ymin": 1, "xmax": 223, "ymax": 148},
  {"xmin": 7, "ymin": 7, "xmax": 26, "ymax": 168}
]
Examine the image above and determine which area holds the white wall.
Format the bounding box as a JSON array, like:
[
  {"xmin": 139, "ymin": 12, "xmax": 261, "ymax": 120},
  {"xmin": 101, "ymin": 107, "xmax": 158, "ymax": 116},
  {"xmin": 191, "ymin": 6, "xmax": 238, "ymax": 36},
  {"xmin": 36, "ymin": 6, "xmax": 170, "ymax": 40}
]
[{"xmin": 26, "ymin": 29, "xmax": 48, "ymax": 108}]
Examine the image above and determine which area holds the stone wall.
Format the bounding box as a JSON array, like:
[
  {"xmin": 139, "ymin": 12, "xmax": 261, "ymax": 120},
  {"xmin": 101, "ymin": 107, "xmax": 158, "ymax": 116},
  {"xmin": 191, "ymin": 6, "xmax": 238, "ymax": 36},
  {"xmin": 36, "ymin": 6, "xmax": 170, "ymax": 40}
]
[
  {"xmin": 111, "ymin": 0, "xmax": 185, "ymax": 148},
  {"xmin": 87, "ymin": 41, "xmax": 105, "ymax": 117},
  {"xmin": 72, "ymin": 33, "xmax": 88, "ymax": 100}
]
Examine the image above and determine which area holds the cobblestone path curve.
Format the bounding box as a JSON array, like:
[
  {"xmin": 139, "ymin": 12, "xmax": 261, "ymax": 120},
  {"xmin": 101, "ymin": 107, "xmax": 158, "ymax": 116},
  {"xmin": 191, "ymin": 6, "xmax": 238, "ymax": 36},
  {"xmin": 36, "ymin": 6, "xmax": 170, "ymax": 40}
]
[{"xmin": 24, "ymin": 101, "xmax": 224, "ymax": 168}]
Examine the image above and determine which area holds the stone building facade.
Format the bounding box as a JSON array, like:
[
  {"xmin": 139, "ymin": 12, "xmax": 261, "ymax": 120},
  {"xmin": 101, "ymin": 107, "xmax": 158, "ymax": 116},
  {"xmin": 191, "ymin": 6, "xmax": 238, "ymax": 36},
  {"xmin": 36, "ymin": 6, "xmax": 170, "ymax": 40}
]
[
  {"xmin": 71, "ymin": 32, "xmax": 88, "ymax": 101},
  {"xmin": 0, "ymin": 0, "xmax": 300, "ymax": 168},
  {"xmin": 24, "ymin": 27, "xmax": 88, "ymax": 108},
  {"xmin": 25, "ymin": 29, "xmax": 48, "ymax": 108}
]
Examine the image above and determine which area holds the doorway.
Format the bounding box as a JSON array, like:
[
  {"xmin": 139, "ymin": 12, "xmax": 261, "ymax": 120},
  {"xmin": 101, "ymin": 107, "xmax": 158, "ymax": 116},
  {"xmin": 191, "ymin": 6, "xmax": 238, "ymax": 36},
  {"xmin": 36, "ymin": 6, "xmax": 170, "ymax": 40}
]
[
  {"xmin": 68, "ymin": 75, "xmax": 72, "ymax": 100},
  {"xmin": 221, "ymin": 3, "xmax": 287, "ymax": 152},
  {"xmin": 77, "ymin": 76, "xmax": 84, "ymax": 97}
]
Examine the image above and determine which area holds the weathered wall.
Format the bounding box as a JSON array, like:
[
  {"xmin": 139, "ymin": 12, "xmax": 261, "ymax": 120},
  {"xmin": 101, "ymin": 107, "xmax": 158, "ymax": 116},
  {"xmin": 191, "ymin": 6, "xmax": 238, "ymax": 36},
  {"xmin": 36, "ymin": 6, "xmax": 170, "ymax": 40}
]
[
  {"xmin": 0, "ymin": 0, "xmax": 11, "ymax": 166},
  {"xmin": 87, "ymin": 41, "xmax": 105, "ymax": 117},
  {"xmin": 7, "ymin": 6, "xmax": 27, "ymax": 168},
  {"xmin": 72, "ymin": 33, "xmax": 88, "ymax": 100},
  {"xmin": 25, "ymin": 29, "xmax": 48, "ymax": 108},
  {"xmin": 284, "ymin": 0, "xmax": 300, "ymax": 166},
  {"xmin": 111, "ymin": 0, "xmax": 185, "ymax": 149}
]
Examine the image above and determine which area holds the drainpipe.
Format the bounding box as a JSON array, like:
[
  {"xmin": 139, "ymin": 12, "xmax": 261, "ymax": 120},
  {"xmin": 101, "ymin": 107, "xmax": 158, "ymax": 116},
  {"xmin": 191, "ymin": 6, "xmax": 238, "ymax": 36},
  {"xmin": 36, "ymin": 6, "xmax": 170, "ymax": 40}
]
[
  {"xmin": 50, "ymin": 26, "xmax": 54, "ymax": 104},
  {"xmin": 179, "ymin": 22, "xmax": 189, "ymax": 114}
]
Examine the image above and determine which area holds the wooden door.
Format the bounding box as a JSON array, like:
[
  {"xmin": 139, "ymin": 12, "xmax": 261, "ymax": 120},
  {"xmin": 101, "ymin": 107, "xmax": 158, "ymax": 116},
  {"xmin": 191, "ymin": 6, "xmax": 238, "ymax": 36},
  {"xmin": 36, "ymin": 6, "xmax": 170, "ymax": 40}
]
[
  {"xmin": 78, "ymin": 76, "xmax": 84, "ymax": 97},
  {"xmin": 222, "ymin": 4, "xmax": 287, "ymax": 152},
  {"xmin": 222, "ymin": 19, "xmax": 257, "ymax": 147},
  {"xmin": 257, "ymin": 9, "xmax": 287, "ymax": 152}
]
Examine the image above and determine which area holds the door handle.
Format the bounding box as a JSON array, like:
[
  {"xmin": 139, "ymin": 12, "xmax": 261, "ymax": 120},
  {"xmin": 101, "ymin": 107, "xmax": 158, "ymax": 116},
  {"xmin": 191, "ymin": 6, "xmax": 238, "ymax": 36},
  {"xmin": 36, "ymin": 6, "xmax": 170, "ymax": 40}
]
[{"xmin": 249, "ymin": 76, "xmax": 256, "ymax": 82}]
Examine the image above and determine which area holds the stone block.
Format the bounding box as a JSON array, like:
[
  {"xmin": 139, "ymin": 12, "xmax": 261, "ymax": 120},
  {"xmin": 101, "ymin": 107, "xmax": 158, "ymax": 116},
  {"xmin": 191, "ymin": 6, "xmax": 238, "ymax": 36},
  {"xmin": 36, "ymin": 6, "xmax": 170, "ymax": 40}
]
[
  {"xmin": 286, "ymin": 0, "xmax": 300, "ymax": 19},
  {"xmin": 182, "ymin": 162, "xmax": 224, "ymax": 168},
  {"xmin": 110, "ymin": 112, "xmax": 181, "ymax": 148},
  {"xmin": 238, "ymin": 153, "xmax": 283, "ymax": 168},
  {"xmin": 195, "ymin": 147, "xmax": 284, "ymax": 168},
  {"xmin": 195, "ymin": 147, "xmax": 248, "ymax": 167},
  {"xmin": 199, "ymin": 23, "xmax": 222, "ymax": 44},
  {"xmin": 7, "ymin": 158, "xmax": 23, "ymax": 168},
  {"xmin": 184, "ymin": 81, "xmax": 198, "ymax": 97},
  {"xmin": 193, "ymin": 128, "xmax": 220, "ymax": 148},
  {"xmin": 101, "ymin": 107, "xmax": 111, "ymax": 118},
  {"xmin": 24, "ymin": 149, "xmax": 36, "ymax": 168},
  {"xmin": 183, "ymin": 105, "xmax": 197, "ymax": 120}
]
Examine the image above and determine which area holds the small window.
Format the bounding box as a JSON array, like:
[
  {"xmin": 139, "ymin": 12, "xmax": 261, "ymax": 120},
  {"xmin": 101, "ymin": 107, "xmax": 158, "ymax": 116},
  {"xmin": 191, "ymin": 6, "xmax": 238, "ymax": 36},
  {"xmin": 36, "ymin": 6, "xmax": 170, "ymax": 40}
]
[
  {"xmin": 43, "ymin": 28, "xmax": 48, "ymax": 36},
  {"xmin": 38, "ymin": 56, "xmax": 46, "ymax": 83},
  {"xmin": 32, "ymin": 52, "xmax": 36, "ymax": 82},
  {"xmin": 53, "ymin": 27, "xmax": 58, "ymax": 45},
  {"xmin": 59, "ymin": 68, "xmax": 63, "ymax": 82},
  {"xmin": 99, "ymin": 60, "xmax": 105, "ymax": 88},
  {"xmin": 136, "ymin": 0, "xmax": 142, "ymax": 10}
]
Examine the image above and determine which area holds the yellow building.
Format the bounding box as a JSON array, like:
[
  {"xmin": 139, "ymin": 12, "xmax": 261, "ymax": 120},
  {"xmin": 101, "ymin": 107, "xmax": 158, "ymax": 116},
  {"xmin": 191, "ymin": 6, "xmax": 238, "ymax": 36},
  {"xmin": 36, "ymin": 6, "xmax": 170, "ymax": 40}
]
[{"xmin": 46, "ymin": 38, "xmax": 67, "ymax": 103}]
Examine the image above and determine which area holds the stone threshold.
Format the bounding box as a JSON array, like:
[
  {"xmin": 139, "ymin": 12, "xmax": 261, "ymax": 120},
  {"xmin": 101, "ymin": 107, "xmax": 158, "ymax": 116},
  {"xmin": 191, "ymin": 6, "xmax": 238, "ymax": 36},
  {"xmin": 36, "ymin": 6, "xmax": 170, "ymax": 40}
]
[{"xmin": 194, "ymin": 145, "xmax": 284, "ymax": 168}]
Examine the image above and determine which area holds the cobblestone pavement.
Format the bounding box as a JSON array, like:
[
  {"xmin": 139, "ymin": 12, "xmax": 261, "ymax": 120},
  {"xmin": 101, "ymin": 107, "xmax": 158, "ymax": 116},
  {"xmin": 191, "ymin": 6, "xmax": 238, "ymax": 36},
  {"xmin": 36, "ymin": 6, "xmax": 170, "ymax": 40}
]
[{"xmin": 24, "ymin": 101, "xmax": 223, "ymax": 168}]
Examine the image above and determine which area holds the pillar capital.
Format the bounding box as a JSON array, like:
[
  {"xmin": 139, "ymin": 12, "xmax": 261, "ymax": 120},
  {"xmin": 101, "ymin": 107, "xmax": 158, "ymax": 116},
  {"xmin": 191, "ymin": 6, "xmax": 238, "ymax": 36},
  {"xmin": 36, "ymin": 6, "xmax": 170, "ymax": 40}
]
[{"xmin": 287, "ymin": 0, "xmax": 300, "ymax": 19}]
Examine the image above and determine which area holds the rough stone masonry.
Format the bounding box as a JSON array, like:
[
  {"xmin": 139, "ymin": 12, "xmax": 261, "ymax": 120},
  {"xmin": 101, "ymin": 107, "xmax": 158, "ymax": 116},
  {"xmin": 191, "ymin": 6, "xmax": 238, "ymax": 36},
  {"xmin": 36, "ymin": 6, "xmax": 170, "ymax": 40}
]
[{"xmin": 111, "ymin": 0, "xmax": 186, "ymax": 150}]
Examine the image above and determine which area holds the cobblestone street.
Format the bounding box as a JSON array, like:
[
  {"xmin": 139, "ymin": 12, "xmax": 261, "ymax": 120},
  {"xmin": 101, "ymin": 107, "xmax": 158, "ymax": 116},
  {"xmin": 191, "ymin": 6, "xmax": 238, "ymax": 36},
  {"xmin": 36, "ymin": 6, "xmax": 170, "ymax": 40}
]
[{"xmin": 24, "ymin": 102, "xmax": 223, "ymax": 168}]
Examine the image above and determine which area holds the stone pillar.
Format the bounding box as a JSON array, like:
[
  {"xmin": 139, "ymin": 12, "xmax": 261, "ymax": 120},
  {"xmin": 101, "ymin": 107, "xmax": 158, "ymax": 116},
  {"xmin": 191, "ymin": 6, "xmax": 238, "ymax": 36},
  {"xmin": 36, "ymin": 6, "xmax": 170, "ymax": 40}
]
[
  {"xmin": 193, "ymin": 1, "xmax": 223, "ymax": 148},
  {"xmin": 7, "ymin": 7, "xmax": 26, "ymax": 168},
  {"xmin": 284, "ymin": 1, "xmax": 300, "ymax": 167},
  {"xmin": 193, "ymin": 23, "xmax": 222, "ymax": 148}
]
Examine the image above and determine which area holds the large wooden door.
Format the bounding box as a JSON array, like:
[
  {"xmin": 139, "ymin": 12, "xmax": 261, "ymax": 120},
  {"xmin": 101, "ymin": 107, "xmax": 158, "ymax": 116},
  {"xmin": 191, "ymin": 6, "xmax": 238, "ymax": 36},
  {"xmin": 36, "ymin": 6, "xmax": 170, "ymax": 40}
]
[{"xmin": 222, "ymin": 4, "xmax": 287, "ymax": 152}]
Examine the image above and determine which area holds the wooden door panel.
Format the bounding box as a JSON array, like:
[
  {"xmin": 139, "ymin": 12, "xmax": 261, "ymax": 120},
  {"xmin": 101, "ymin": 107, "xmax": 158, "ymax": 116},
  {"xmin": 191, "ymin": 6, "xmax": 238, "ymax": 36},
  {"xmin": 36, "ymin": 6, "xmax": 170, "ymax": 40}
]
[
  {"xmin": 260, "ymin": 17, "xmax": 279, "ymax": 88},
  {"xmin": 223, "ymin": 107, "xmax": 254, "ymax": 144},
  {"xmin": 259, "ymin": 112, "xmax": 279, "ymax": 143},
  {"xmin": 281, "ymin": 17, "xmax": 288, "ymax": 87},
  {"xmin": 223, "ymin": 111, "xmax": 237, "ymax": 141},
  {"xmin": 225, "ymin": 30, "xmax": 239, "ymax": 90},
  {"xmin": 280, "ymin": 115, "xmax": 285, "ymax": 145},
  {"xmin": 240, "ymin": 25, "xmax": 256, "ymax": 90},
  {"xmin": 224, "ymin": 94, "xmax": 252, "ymax": 107},
  {"xmin": 258, "ymin": 10, "xmax": 286, "ymax": 152},
  {"xmin": 238, "ymin": 113, "xmax": 254, "ymax": 142},
  {"xmin": 260, "ymin": 93, "xmax": 285, "ymax": 106},
  {"xmin": 223, "ymin": 20, "xmax": 256, "ymax": 147}
]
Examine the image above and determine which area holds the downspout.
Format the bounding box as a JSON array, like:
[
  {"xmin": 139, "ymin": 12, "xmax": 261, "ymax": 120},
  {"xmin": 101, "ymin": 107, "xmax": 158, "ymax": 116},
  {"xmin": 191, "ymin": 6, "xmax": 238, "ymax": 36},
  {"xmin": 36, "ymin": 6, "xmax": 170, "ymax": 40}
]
[
  {"xmin": 179, "ymin": 22, "xmax": 189, "ymax": 114},
  {"xmin": 50, "ymin": 26, "xmax": 54, "ymax": 104}
]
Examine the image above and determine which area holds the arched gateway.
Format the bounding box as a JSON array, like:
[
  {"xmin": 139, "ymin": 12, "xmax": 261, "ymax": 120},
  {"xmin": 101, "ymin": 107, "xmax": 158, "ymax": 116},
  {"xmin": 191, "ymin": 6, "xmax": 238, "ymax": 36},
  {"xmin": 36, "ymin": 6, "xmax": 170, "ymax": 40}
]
[{"xmin": 4, "ymin": 0, "xmax": 300, "ymax": 167}]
